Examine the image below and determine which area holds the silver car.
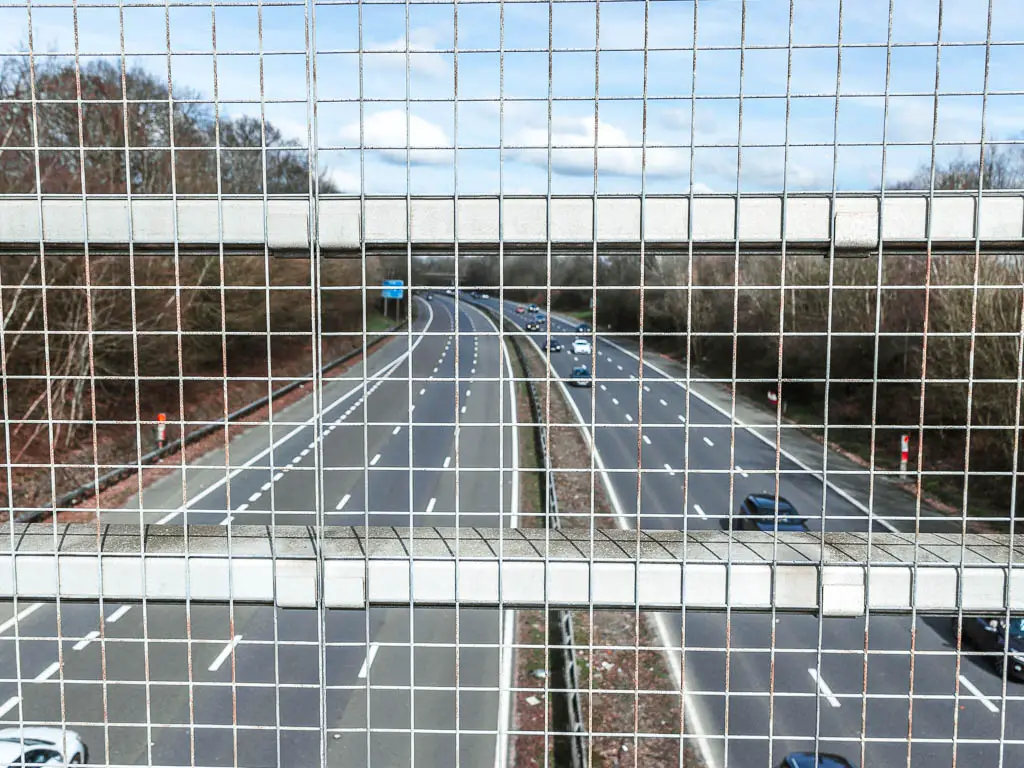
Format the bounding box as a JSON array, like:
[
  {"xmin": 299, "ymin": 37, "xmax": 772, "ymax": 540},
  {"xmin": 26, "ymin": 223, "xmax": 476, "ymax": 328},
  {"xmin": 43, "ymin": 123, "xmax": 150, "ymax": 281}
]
[{"xmin": 0, "ymin": 727, "xmax": 88, "ymax": 765}]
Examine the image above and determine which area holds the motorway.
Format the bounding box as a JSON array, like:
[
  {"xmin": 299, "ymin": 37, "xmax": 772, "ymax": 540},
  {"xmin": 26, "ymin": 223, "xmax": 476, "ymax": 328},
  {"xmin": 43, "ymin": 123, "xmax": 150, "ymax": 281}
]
[
  {"xmin": 1, "ymin": 290, "xmax": 1021, "ymax": 768},
  {"xmin": 0, "ymin": 294, "xmax": 519, "ymax": 767},
  {"xmin": 475, "ymin": 294, "xmax": 1024, "ymax": 768}
]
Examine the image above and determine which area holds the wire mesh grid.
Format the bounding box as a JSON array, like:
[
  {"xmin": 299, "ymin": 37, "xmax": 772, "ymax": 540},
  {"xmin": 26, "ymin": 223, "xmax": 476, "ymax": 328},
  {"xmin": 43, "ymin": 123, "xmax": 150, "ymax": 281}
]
[{"xmin": 1, "ymin": 0, "xmax": 1024, "ymax": 767}]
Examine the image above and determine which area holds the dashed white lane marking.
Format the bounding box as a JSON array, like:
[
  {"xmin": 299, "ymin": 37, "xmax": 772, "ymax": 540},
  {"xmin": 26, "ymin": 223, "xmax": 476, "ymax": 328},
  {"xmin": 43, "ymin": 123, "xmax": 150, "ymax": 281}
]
[
  {"xmin": 461, "ymin": 405, "xmax": 468, "ymax": 414},
  {"xmin": 300, "ymin": 448, "xmax": 310, "ymax": 457},
  {"xmin": 664, "ymin": 463, "xmax": 674, "ymax": 475},
  {"xmin": 694, "ymin": 504, "xmax": 706, "ymax": 518},
  {"xmin": 248, "ymin": 492, "xmax": 262, "ymax": 503},
  {"xmin": 393, "ymin": 425, "xmax": 402, "ymax": 435},
  {"xmin": 443, "ymin": 456, "xmax": 451, "ymax": 468},
  {"xmin": 419, "ymin": 388, "xmax": 426, "ymax": 396},
  {"xmin": 411, "ymin": 404, "xmax": 416, "ymax": 412},
  {"xmin": 106, "ymin": 605, "xmax": 131, "ymax": 624},
  {"xmin": 642, "ymin": 435, "xmax": 652, "ymax": 445},
  {"xmin": 236, "ymin": 503, "xmax": 249, "ymax": 512},
  {"xmin": 659, "ymin": 399, "xmax": 668, "ymax": 406},
  {"xmin": 599, "ymin": 384, "xmax": 607, "ymax": 391},
  {"xmin": 260, "ymin": 481, "xmax": 272, "ymax": 492},
  {"xmin": 703, "ymin": 436, "xmax": 714, "ymax": 447},
  {"xmin": 617, "ymin": 364, "xmax": 623, "ymax": 371},
  {"xmin": 219, "ymin": 515, "xmax": 234, "ymax": 525},
  {"xmin": 471, "ymin": 368, "xmax": 476, "ymax": 374},
  {"xmin": 73, "ymin": 630, "xmax": 100, "ymax": 652},
  {"xmin": 209, "ymin": 635, "xmax": 244, "ymax": 673},
  {"xmin": 426, "ymin": 497, "xmax": 437, "ymax": 514},
  {"xmin": 737, "ymin": 466, "xmax": 749, "ymax": 478},
  {"xmin": 370, "ymin": 454, "xmax": 381, "ymax": 466},
  {"xmin": 959, "ymin": 674, "xmax": 999, "ymax": 713},
  {"xmin": 433, "ymin": 367, "xmax": 439, "ymax": 374},
  {"xmin": 272, "ymin": 471, "xmax": 284, "ymax": 482},
  {"xmin": 466, "ymin": 389, "xmax": 471, "ymax": 397},
  {"xmin": 0, "ymin": 604, "xmax": 41, "ymax": 636},
  {"xmin": 678, "ymin": 415, "xmax": 686, "ymax": 423},
  {"xmin": 0, "ymin": 697, "xmax": 20, "ymax": 718},
  {"xmin": 358, "ymin": 642, "xmax": 380, "ymax": 679},
  {"xmin": 643, "ymin": 385, "xmax": 651, "ymax": 392},
  {"xmin": 336, "ymin": 494, "xmax": 351, "ymax": 511},
  {"xmin": 625, "ymin": 414, "xmax": 633, "ymax": 422},
  {"xmin": 612, "ymin": 398, "xmax": 619, "ymax": 405},
  {"xmin": 35, "ymin": 662, "xmax": 60, "ymax": 682},
  {"xmin": 808, "ymin": 669, "xmax": 841, "ymax": 708}
]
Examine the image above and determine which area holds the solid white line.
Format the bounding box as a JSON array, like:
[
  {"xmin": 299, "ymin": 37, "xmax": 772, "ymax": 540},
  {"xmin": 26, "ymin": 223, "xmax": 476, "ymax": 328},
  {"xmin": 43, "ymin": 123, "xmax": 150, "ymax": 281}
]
[
  {"xmin": 370, "ymin": 454, "xmax": 381, "ymax": 466},
  {"xmin": 358, "ymin": 642, "xmax": 380, "ymax": 679},
  {"xmin": 35, "ymin": 662, "xmax": 60, "ymax": 681},
  {"xmin": 0, "ymin": 604, "xmax": 41, "ymax": 636},
  {"xmin": 703, "ymin": 436, "xmax": 714, "ymax": 447},
  {"xmin": 73, "ymin": 630, "xmax": 100, "ymax": 652},
  {"xmin": 106, "ymin": 605, "xmax": 131, "ymax": 624},
  {"xmin": 208, "ymin": 635, "xmax": 244, "ymax": 672},
  {"xmin": 392, "ymin": 426, "xmax": 402, "ymax": 435},
  {"xmin": 808, "ymin": 668, "xmax": 841, "ymax": 708},
  {"xmin": 694, "ymin": 504, "xmax": 706, "ymax": 518},
  {"xmin": 443, "ymin": 456, "xmax": 451, "ymax": 468},
  {"xmin": 642, "ymin": 435, "xmax": 651, "ymax": 445},
  {"xmin": 959, "ymin": 674, "xmax": 999, "ymax": 713},
  {"xmin": 336, "ymin": 494, "xmax": 351, "ymax": 511},
  {"xmin": 0, "ymin": 697, "xmax": 20, "ymax": 718},
  {"xmin": 426, "ymin": 497, "xmax": 437, "ymax": 514},
  {"xmin": 156, "ymin": 301, "xmax": 436, "ymax": 523},
  {"xmin": 737, "ymin": 466, "xmax": 749, "ymax": 478}
]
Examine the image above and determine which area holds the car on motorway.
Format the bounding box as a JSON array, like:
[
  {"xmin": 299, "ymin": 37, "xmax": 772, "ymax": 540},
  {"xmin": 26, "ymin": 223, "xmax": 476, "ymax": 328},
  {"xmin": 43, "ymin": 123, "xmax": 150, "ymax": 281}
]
[
  {"xmin": 515, "ymin": 306, "xmax": 526, "ymax": 314},
  {"xmin": 576, "ymin": 323, "xmax": 591, "ymax": 333},
  {"xmin": 570, "ymin": 365, "xmax": 592, "ymax": 387},
  {"xmin": 542, "ymin": 339, "xmax": 563, "ymax": 353},
  {"xmin": 0, "ymin": 727, "xmax": 88, "ymax": 764},
  {"xmin": 960, "ymin": 615, "xmax": 1024, "ymax": 681},
  {"xmin": 778, "ymin": 753, "xmax": 855, "ymax": 768},
  {"xmin": 445, "ymin": 289, "xmax": 454, "ymax": 296},
  {"xmin": 727, "ymin": 493, "xmax": 809, "ymax": 532},
  {"xmin": 525, "ymin": 321, "xmax": 541, "ymax": 332},
  {"xmin": 528, "ymin": 303, "xmax": 539, "ymax": 313},
  {"xmin": 572, "ymin": 338, "xmax": 592, "ymax": 355}
]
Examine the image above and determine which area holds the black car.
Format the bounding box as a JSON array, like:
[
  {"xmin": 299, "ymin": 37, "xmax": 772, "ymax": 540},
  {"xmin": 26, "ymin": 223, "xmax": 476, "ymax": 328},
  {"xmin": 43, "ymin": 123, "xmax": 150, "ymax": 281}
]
[
  {"xmin": 543, "ymin": 340, "xmax": 563, "ymax": 353},
  {"xmin": 525, "ymin": 321, "xmax": 540, "ymax": 332},
  {"xmin": 961, "ymin": 615, "xmax": 1024, "ymax": 681},
  {"xmin": 576, "ymin": 323, "xmax": 591, "ymax": 333},
  {"xmin": 725, "ymin": 493, "xmax": 809, "ymax": 533}
]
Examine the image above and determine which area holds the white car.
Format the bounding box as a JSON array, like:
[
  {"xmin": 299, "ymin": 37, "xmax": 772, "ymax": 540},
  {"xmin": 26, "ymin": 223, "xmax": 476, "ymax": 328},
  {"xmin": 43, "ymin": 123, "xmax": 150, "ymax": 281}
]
[
  {"xmin": 0, "ymin": 727, "xmax": 88, "ymax": 764},
  {"xmin": 572, "ymin": 339, "xmax": 592, "ymax": 355}
]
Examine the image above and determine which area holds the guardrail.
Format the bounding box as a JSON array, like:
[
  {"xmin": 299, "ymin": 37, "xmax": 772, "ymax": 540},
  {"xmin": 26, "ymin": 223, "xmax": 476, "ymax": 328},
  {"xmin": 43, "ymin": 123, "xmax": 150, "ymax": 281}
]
[
  {"xmin": 28, "ymin": 321, "xmax": 408, "ymax": 525},
  {"xmin": 472, "ymin": 298, "xmax": 587, "ymax": 768}
]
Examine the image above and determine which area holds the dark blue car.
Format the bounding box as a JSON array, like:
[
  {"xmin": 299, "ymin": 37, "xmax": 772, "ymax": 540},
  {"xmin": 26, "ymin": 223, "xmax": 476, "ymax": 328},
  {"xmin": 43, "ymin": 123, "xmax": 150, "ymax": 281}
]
[
  {"xmin": 779, "ymin": 754, "xmax": 855, "ymax": 768},
  {"xmin": 576, "ymin": 323, "xmax": 591, "ymax": 333},
  {"xmin": 728, "ymin": 493, "xmax": 809, "ymax": 532},
  {"xmin": 961, "ymin": 615, "xmax": 1024, "ymax": 681}
]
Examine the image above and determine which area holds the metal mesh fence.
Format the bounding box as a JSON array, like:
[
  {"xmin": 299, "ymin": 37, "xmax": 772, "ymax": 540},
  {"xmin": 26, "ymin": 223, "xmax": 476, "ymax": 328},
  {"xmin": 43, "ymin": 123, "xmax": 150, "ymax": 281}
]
[{"xmin": 1, "ymin": 0, "xmax": 1024, "ymax": 766}]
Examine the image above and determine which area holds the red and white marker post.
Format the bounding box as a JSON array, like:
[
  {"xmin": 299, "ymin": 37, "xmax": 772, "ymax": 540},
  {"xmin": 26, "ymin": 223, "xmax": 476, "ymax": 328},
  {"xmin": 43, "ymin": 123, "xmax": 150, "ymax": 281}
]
[
  {"xmin": 900, "ymin": 434, "xmax": 909, "ymax": 479},
  {"xmin": 157, "ymin": 412, "xmax": 167, "ymax": 449}
]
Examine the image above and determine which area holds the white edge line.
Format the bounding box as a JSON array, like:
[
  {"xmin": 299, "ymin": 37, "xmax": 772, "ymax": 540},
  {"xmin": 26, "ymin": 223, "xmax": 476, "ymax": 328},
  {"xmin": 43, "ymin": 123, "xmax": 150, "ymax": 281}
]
[
  {"xmin": 517, "ymin": 329, "xmax": 719, "ymax": 768},
  {"xmin": 597, "ymin": 334, "xmax": 900, "ymax": 534},
  {"xmin": 160, "ymin": 300, "xmax": 435, "ymax": 522}
]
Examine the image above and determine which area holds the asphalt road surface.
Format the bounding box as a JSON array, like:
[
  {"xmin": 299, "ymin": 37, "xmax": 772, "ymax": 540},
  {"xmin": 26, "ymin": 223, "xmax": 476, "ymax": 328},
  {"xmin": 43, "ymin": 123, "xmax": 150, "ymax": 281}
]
[
  {"xmin": 476, "ymin": 294, "xmax": 1023, "ymax": 768},
  {"xmin": 0, "ymin": 295, "xmax": 519, "ymax": 767}
]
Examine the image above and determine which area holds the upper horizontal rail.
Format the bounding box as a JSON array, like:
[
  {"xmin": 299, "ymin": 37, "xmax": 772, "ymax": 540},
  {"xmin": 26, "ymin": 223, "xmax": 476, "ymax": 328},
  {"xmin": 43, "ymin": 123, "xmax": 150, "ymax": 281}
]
[
  {"xmin": 4, "ymin": 524, "xmax": 1022, "ymax": 615},
  {"xmin": 1, "ymin": 193, "xmax": 1021, "ymax": 256}
]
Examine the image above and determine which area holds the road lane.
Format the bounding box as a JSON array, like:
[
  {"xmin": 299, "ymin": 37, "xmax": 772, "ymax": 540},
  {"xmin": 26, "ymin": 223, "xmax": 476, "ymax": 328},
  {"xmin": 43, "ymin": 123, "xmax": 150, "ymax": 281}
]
[{"xmin": 477, "ymin": 295, "xmax": 1021, "ymax": 768}]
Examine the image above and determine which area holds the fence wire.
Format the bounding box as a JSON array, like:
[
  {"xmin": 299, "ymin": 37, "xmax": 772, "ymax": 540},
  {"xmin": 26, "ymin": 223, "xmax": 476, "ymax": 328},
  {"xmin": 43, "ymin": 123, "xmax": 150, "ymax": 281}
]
[{"xmin": 1, "ymin": 0, "xmax": 1024, "ymax": 767}]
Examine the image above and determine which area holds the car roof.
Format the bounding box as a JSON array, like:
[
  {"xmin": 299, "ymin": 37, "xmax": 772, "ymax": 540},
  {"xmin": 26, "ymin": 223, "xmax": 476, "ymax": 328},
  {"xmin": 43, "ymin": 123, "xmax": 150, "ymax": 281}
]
[
  {"xmin": 745, "ymin": 494, "xmax": 797, "ymax": 511},
  {"xmin": 785, "ymin": 753, "xmax": 854, "ymax": 768}
]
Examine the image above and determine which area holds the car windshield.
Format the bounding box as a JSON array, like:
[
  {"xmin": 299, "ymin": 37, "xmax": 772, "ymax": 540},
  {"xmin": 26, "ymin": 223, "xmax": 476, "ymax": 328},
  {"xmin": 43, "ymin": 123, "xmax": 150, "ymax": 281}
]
[{"xmin": 1007, "ymin": 618, "xmax": 1024, "ymax": 637}]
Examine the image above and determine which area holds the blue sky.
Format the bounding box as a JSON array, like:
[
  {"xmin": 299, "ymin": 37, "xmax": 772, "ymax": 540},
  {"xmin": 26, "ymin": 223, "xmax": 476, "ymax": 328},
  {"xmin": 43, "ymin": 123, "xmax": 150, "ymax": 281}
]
[{"xmin": 3, "ymin": 0, "xmax": 1022, "ymax": 194}]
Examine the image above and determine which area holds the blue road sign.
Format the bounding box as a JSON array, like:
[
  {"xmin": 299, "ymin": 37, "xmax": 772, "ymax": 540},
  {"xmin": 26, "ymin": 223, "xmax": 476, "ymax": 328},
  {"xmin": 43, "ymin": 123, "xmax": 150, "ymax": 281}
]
[{"xmin": 382, "ymin": 279, "xmax": 405, "ymax": 300}]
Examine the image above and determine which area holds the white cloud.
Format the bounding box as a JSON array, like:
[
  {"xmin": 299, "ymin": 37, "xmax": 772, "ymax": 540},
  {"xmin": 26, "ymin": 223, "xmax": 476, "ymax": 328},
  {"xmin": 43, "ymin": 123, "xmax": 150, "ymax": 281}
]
[
  {"xmin": 365, "ymin": 30, "xmax": 449, "ymax": 78},
  {"xmin": 512, "ymin": 116, "xmax": 687, "ymax": 179},
  {"xmin": 340, "ymin": 110, "xmax": 452, "ymax": 165}
]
